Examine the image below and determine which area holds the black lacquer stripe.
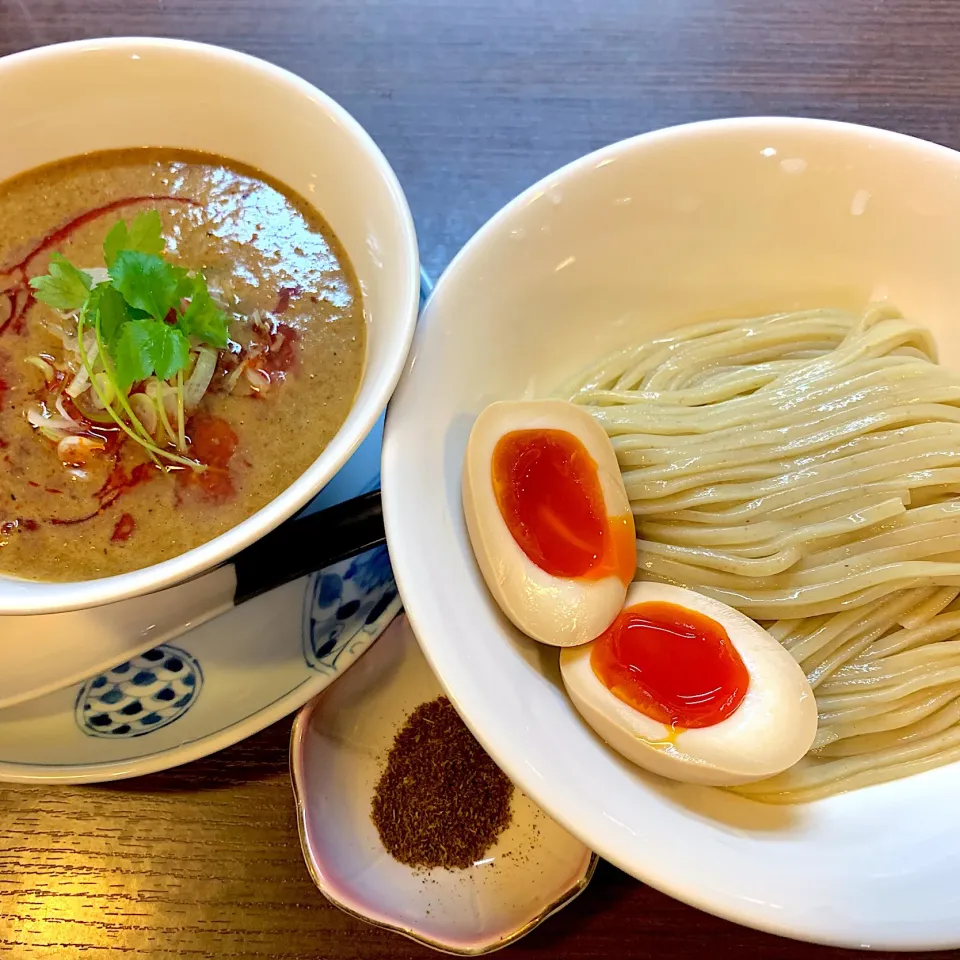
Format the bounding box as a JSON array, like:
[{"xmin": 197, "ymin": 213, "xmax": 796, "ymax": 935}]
[{"xmin": 231, "ymin": 490, "xmax": 385, "ymax": 606}]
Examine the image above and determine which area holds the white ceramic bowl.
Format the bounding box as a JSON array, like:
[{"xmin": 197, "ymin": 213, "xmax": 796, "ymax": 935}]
[
  {"xmin": 0, "ymin": 38, "xmax": 419, "ymax": 615},
  {"xmin": 382, "ymin": 117, "xmax": 960, "ymax": 950}
]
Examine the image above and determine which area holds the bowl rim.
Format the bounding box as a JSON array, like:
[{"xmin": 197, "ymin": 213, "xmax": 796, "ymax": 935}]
[
  {"xmin": 0, "ymin": 36, "xmax": 420, "ymax": 615},
  {"xmin": 382, "ymin": 115, "xmax": 960, "ymax": 950}
]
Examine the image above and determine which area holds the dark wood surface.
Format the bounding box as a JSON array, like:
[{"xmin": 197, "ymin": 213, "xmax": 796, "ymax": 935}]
[{"xmin": 3, "ymin": 1, "xmax": 960, "ymax": 956}]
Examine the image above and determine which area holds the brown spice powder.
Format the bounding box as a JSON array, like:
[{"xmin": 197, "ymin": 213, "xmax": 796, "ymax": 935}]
[{"xmin": 371, "ymin": 696, "xmax": 514, "ymax": 869}]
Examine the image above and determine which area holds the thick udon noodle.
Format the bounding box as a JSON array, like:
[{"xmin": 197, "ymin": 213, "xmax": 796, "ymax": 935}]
[{"xmin": 560, "ymin": 306, "xmax": 960, "ymax": 803}]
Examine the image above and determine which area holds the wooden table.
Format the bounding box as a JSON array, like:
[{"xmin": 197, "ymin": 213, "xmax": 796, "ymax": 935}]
[{"xmin": 3, "ymin": 1, "xmax": 960, "ymax": 956}]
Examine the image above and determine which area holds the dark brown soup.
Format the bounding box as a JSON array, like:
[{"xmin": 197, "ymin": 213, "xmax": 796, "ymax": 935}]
[{"xmin": 0, "ymin": 149, "xmax": 365, "ymax": 581}]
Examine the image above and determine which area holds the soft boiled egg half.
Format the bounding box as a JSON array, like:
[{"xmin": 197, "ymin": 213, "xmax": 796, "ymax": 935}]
[
  {"xmin": 462, "ymin": 399, "xmax": 636, "ymax": 646},
  {"xmin": 561, "ymin": 582, "xmax": 818, "ymax": 785}
]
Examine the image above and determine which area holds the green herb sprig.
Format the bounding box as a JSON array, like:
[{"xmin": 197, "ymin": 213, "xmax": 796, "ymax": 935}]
[{"xmin": 29, "ymin": 210, "xmax": 229, "ymax": 467}]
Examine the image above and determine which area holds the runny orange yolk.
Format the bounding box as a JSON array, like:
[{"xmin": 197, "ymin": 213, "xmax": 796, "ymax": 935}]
[
  {"xmin": 491, "ymin": 428, "xmax": 635, "ymax": 583},
  {"xmin": 591, "ymin": 601, "xmax": 750, "ymax": 729}
]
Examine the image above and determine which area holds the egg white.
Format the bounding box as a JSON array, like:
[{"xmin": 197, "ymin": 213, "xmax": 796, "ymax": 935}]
[
  {"xmin": 560, "ymin": 582, "xmax": 818, "ymax": 785},
  {"xmin": 462, "ymin": 399, "xmax": 634, "ymax": 646}
]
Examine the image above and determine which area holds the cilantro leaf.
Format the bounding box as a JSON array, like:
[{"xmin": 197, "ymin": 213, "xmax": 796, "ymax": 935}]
[
  {"xmin": 111, "ymin": 317, "xmax": 190, "ymax": 389},
  {"xmin": 95, "ymin": 284, "xmax": 132, "ymax": 350},
  {"xmin": 127, "ymin": 210, "xmax": 165, "ymax": 258},
  {"xmin": 109, "ymin": 251, "xmax": 180, "ymax": 322},
  {"xmin": 173, "ymin": 265, "xmax": 194, "ymax": 301},
  {"xmin": 102, "ymin": 221, "xmax": 128, "ymax": 269},
  {"xmin": 113, "ymin": 319, "xmax": 157, "ymax": 390},
  {"xmin": 29, "ymin": 253, "xmax": 92, "ymax": 311},
  {"xmin": 179, "ymin": 280, "xmax": 229, "ymax": 348},
  {"xmin": 103, "ymin": 210, "xmax": 165, "ymax": 267},
  {"xmin": 153, "ymin": 324, "xmax": 190, "ymax": 382}
]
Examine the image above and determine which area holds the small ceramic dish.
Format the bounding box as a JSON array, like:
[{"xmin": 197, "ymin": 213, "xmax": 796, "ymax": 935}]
[{"xmin": 290, "ymin": 614, "xmax": 597, "ymax": 955}]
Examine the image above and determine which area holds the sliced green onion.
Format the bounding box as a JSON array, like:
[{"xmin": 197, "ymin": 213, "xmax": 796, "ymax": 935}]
[
  {"xmin": 129, "ymin": 392, "xmax": 158, "ymax": 436},
  {"xmin": 90, "ymin": 372, "xmax": 115, "ymax": 410},
  {"xmin": 183, "ymin": 347, "xmax": 218, "ymax": 411},
  {"xmin": 146, "ymin": 380, "xmax": 177, "ymax": 444},
  {"xmin": 25, "ymin": 356, "xmax": 54, "ymax": 380}
]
